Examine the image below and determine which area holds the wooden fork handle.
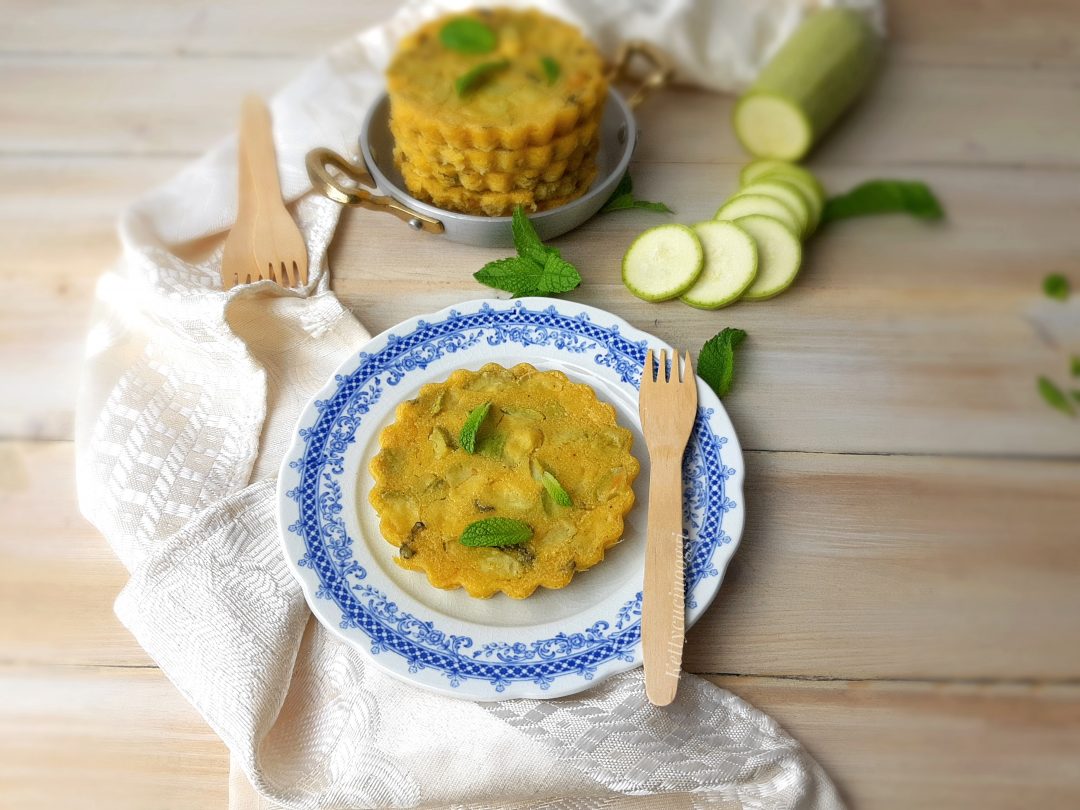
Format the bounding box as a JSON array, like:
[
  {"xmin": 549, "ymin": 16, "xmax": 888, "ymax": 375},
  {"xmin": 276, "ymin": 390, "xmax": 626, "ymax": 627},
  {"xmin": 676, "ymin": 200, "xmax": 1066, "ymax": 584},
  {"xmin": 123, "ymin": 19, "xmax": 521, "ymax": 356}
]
[
  {"xmin": 237, "ymin": 95, "xmax": 283, "ymax": 214},
  {"xmin": 642, "ymin": 450, "xmax": 686, "ymax": 706}
]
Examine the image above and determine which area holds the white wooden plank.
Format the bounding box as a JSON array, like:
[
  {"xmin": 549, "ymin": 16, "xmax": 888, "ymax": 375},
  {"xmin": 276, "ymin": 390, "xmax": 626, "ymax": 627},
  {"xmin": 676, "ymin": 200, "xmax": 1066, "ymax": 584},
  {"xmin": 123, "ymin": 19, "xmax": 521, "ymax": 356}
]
[
  {"xmin": 0, "ymin": 665, "xmax": 228, "ymax": 810},
  {"xmin": 708, "ymin": 675, "xmax": 1080, "ymax": 810},
  {"xmin": 0, "ymin": 0, "xmax": 397, "ymax": 57},
  {"xmin": 2, "ymin": 1, "xmax": 1077, "ymax": 69},
  {"xmin": 0, "ymin": 55, "xmax": 303, "ymax": 156},
  {"xmin": 688, "ymin": 450, "xmax": 1080, "ymax": 680},
  {"xmin": 636, "ymin": 63, "xmax": 1080, "ymax": 168},
  {"xmin": 0, "ymin": 442, "xmax": 148, "ymax": 666},
  {"xmin": 1, "ymin": 57, "xmax": 1079, "ymax": 169}
]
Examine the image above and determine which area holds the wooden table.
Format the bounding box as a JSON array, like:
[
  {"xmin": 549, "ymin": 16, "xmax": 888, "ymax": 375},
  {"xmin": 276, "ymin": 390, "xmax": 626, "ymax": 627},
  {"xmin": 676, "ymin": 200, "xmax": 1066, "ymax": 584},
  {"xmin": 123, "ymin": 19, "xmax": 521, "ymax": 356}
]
[{"xmin": 2, "ymin": 2, "xmax": 1079, "ymax": 807}]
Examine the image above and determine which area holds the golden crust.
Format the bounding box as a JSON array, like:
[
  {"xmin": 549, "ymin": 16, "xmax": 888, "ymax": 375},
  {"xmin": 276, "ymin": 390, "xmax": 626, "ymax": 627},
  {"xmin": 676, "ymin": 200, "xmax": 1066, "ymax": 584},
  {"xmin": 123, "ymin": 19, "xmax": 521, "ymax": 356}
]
[
  {"xmin": 395, "ymin": 140, "xmax": 597, "ymax": 193},
  {"xmin": 387, "ymin": 8, "xmax": 608, "ymax": 151},
  {"xmin": 400, "ymin": 163, "xmax": 598, "ymax": 216},
  {"xmin": 390, "ymin": 111, "xmax": 601, "ymax": 173},
  {"xmin": 367, "ymin": 363, "xmax": 639, "ymax": 599}
]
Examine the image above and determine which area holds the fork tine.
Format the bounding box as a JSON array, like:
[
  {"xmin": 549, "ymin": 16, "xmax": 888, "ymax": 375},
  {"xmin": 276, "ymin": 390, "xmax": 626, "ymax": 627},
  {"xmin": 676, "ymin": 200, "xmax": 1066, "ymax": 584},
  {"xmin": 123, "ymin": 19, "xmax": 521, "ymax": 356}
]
[
  {"xmin": 659, "ymin": 349, "xmax": 668, "ymax": 382},
  {"xmin": 644, "ymin": 349, "xmax": 654, "ymax": 383},
  {"xmin": 683, "ymin": 351, "xmax": 693, "ymax": 384}
]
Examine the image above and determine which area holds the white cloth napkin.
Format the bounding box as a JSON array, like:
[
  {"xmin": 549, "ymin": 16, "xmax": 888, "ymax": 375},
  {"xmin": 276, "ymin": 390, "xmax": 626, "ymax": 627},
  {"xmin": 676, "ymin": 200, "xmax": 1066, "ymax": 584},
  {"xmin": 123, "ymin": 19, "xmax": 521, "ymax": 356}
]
[{"xmin": 76, "ymin": 2, "xmax": 881, "ymax": 807}]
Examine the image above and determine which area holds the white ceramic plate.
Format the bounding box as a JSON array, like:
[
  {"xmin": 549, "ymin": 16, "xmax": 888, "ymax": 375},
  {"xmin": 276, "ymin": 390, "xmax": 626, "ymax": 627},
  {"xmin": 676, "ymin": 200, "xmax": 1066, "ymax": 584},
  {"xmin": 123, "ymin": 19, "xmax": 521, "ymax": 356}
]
[{"xmin": 278, "ymin": 297, "xmax": 745, "ymax": 701}]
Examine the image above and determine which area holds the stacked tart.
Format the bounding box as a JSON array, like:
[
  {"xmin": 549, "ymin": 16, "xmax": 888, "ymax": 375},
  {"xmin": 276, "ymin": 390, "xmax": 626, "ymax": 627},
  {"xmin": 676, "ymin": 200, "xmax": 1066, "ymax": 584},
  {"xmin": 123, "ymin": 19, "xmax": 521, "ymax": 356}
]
[
  {"xmin": 368, "ymin": 364, "xmax": 639, "ymax": 599},
  {"xmin": 387, "ymin": 8, "xmax": 607, "ymax": 216}
]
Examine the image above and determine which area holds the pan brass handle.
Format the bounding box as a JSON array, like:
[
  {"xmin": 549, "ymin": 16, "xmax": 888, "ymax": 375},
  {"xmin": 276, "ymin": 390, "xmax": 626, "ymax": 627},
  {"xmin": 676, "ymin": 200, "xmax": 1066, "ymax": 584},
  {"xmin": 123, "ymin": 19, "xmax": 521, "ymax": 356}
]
[
  {"xmin": 607, "ymin": 41, "xmax": 675, "ymax": 109},
  {"xmin": 305, "ymin": 146, "xmax": 444, "ymax": 234}
]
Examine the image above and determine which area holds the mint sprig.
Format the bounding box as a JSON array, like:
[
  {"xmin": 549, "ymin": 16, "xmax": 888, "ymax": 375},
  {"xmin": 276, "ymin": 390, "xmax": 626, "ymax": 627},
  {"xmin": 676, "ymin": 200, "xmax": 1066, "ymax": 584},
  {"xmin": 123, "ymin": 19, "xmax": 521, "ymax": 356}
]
[
  {"xmin": 459, "ymin": 401, "xmax": 491, "ymax": 452},
  {"xmin": 439, "ymin": 18, "xmax": 497, "ymax": 54},
  {"xmin": 600, "ymin": 173, "xmax": 674, "ymax": 215},
  {"xmin": 1044, "ymin": 274, "xmax": 1070, "ymax": 301},
  {"xmin": 1037, "ymin": 376, "xmax": 1075, "ymax": 417},
  {"xmin": 455, "ymin": 59, "xmax": 509, "ymax": 97},
  {"xmin": 541, "ymin": 471, "xmax": 572, "ymax": 507},
  {"xmin": 459, "ymin": 517, "xmax": 533, "ymax": 547},
  {"xmin": 473, "ymin": 206, "xmax": 582, "ymax": 297},
  {"xmin": 511, "ymin": 204, "xmax": 549, "ymax": 266},
  {"xmin": 822, "ymin": 180, "xmax": 944, "ymax": 224},
  {"xmin": 698, "ymin": 328, "xmax": 747, "ymax": 398}
]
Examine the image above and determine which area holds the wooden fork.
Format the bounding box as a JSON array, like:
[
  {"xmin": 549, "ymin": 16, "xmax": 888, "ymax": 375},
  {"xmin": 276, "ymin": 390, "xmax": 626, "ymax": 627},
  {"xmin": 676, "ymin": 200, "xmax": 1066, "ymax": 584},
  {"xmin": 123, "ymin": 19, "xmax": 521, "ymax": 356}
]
[
  {"xmin": 638, "ymin": 348, "xmax": 698, "ymax": 706},
  {"xmin": 220, "ymin": 95, "xmax": 309, "ymax": 290}
]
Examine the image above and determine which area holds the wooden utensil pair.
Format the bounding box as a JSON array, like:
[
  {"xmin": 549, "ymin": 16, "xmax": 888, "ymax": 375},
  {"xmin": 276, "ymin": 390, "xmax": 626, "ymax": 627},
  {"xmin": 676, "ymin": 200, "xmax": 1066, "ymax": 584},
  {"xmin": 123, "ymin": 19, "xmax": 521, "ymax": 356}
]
[{"xmin": 221, "ymin": 96, "xmax": 309, "ymax": 289}]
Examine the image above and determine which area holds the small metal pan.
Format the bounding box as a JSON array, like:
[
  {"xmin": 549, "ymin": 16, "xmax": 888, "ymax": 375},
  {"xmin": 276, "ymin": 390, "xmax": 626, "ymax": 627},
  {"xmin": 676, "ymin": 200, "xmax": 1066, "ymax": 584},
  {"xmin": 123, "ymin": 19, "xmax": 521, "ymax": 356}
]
[{"xmin": 306, "ymin": 42, "xmax": 673, "ymax": 248}]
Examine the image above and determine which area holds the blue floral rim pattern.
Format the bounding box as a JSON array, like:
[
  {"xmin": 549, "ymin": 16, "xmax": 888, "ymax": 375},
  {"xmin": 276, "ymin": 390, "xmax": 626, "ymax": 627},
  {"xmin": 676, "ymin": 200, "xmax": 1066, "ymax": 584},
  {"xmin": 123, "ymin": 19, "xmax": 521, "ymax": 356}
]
[{"xmin": 284, "ymin": 301, "xmax": 736, "ymax": 692}]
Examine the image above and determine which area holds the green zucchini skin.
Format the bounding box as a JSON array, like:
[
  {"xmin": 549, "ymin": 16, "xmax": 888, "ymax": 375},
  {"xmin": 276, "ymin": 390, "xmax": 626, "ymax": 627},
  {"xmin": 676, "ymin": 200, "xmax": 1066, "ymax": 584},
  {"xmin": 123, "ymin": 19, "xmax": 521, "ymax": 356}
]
[{"xmin": 734, "ymin": 9, "xmax": 881, "ymax": 160}]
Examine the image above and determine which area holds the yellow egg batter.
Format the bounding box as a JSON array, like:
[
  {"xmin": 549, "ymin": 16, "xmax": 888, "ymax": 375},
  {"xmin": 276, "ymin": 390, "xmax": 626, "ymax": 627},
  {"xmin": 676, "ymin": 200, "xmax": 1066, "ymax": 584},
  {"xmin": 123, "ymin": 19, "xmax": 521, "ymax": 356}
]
[{"xmin": 368, "ymin": 363, "xmax": 639, "ymax": 599}]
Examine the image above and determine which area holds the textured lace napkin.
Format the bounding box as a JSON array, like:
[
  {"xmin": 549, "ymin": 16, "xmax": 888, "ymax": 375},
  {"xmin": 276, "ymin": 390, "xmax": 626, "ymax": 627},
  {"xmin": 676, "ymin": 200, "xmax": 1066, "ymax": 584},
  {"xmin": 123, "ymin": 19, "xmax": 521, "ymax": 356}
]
[{"xmin": 75, "ymin": 1, "xmax": 880, "ymax": 807}]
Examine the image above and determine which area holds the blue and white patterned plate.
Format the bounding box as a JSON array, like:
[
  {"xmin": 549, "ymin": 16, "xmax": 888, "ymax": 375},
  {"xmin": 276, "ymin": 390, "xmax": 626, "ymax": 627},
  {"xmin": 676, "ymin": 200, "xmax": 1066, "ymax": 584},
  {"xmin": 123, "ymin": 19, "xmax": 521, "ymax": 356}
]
[{"xmin": 277, "ymin": 298, "xmax": 745, "ymax": 701}]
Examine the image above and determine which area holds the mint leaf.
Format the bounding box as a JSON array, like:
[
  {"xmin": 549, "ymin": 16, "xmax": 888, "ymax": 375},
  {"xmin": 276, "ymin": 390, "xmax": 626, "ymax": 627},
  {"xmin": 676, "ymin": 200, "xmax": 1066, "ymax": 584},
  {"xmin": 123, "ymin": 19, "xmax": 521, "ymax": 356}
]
[
  {"xmin": 541, "ymin": 471, "xmax": 572, "ymax": 507},
  {"xmin": 540, "ymin": 56, "xmax": 560, "ymax": 84},
  {"xmin": 473, "ymin": 256, "xmax": 581, "ymax": 297},
  {"xmin": 1037, "ymin": 376, "xmax": 1075, "ymax": 417},
  {"xmin": 609, "ymin": 172, "xmax": 632, "ymax": 199},
  {"xmin": 603, "ymin": 196, "xmax": 674, "ymax": 214},
  {"xmin": 474, "ymin": 206, "xmax": 582, "ymax": 296},
  {"xmin": 537, "ymin": 253, "xmax": 582, "ymax": 294},
  {"xmin": 460, "ymin": 517, "xmax": 533, "ymax": 547},
  {"xmin": 1073, "ymin": 390, "xmax": 1080, "ymax": 405},
  {"xmin": 698, "ymin": 328, "xmax": 747, "ymax": 398},
  {"xmin": 600, "ymin": 173, "xmax": 674, "ymax": 215},
  {"xmin": 511, "ymin": 205, "xmax": 549, "ymax": 265},
  {"xmin": 474, "ymin": 258, "xmax": 535, "ymax": 296},
  {"xmin": 473, "ymin": 258, "xmax": 541, "ymax": 296},
  {"xmin": 440, "ymin": 17, "xmax": 497, "ymax": 54},
  {"xmin": 1044, "ymin": 274, "xmax": 1070, "ymax": 301},
  {"xmin": 459, "ymin": 401, "xmax": 492, "ymax": 452},
  {"xmin": 822, "ymin": 180, "xmax": 944, "ymax": 224},
  {"xmin": 455, "ymin": 59, "xmax": 509, "ymax": 97}
]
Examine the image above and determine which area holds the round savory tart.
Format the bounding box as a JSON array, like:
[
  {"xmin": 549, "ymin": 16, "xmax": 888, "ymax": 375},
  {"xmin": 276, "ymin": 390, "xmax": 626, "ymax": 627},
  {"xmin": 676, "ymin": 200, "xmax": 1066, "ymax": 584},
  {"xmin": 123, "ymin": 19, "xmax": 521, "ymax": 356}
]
[
  {"xmin": 386, "ymin": 7, "xmax": 607, "ymax": 214},
  {"xmin": 368, "ymin": 363, "xmax": 639, "ymax": 599}
]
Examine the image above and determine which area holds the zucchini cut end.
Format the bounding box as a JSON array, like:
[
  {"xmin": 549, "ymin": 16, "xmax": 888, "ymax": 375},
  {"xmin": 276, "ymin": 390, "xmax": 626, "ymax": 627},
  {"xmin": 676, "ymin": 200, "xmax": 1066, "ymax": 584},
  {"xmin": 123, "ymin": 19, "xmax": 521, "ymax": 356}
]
[{"xmin": 734, "ymin": 93, "xmax": 813, "ymax": 161}]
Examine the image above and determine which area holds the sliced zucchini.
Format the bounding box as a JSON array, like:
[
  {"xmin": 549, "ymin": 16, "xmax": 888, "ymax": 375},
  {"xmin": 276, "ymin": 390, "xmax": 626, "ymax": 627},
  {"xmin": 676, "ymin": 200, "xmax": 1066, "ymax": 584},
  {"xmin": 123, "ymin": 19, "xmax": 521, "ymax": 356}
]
[
  {"xmin": 741, "ymin": 159, "xmax": 792, "ymax": 187},
  {"xmin": 716, "ymin": 194, "xmax": 800, "ymax": 237},
  {"xmin": 621, "ymin": 224, "xmax": 704, "ymax": 302},
  {"xmin": 679, "ymin": 221, "xmax": 758, "ymax": 310},
  {"xmin": 741, "ymin": 160, "xmax": 825, "ymax": 198},
  {"xmin": 737, "ymin": 179, "xmax": 812, "ymax": 236},
  {"xmin": 740, "ymin": 161, "xmax": 826, "ymax": 234},
  {"xmin": 736, "ymin": 215, "xmax": 803, "ymax": 301},
  {"xmin": 762, "ymin": 172, "xmax": 823, "ymax": 234}
]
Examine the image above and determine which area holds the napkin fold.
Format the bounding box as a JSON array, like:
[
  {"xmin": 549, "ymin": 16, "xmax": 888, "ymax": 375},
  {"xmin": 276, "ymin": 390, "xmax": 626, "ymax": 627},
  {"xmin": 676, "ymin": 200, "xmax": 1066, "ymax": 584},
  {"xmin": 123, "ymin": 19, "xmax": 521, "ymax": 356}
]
[{"xmin": 76, "ymin": 1, "xmax": 879, "ymax": 807}]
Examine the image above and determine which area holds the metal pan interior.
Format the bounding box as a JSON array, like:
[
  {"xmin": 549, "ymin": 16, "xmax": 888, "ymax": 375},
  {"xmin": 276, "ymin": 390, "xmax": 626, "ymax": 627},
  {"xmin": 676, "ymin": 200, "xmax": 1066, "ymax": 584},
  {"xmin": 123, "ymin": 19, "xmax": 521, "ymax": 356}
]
[{"xmin": 360, "ymin": 90, "xmax": 637, "ymax": 247}]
